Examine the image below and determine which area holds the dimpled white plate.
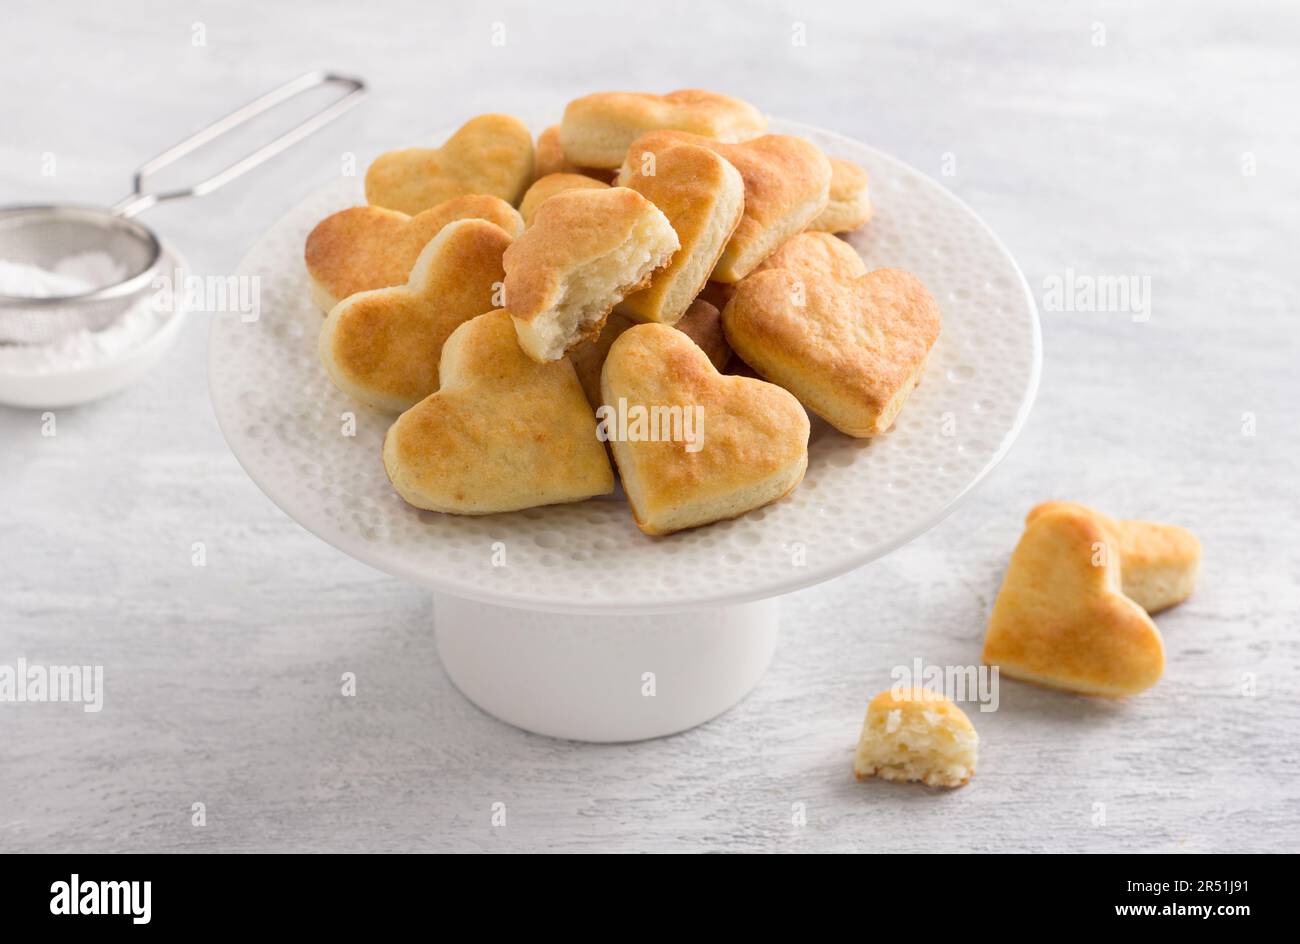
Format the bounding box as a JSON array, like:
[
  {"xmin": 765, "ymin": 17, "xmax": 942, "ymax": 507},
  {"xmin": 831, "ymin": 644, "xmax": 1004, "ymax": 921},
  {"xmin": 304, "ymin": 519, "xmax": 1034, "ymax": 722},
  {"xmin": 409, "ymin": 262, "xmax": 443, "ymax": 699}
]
[{"xmin": 210, "ymin": 117, "xmax": 1040, "ymax": 615}]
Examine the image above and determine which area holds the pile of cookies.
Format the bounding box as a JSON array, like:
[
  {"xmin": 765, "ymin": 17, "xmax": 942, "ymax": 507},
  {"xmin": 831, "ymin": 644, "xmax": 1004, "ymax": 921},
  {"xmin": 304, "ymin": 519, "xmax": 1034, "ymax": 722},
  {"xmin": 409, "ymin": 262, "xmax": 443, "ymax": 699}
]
[{"xmin": 306, "ymin": 89, "xmax": 940, "ymax": 535}]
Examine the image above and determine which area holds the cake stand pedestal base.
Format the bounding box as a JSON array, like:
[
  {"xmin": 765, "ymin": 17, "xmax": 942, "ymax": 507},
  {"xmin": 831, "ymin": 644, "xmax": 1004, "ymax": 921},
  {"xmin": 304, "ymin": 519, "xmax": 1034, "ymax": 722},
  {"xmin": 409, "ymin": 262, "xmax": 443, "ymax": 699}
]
[{"xmin": 433, "ymin": 593, "xmax": 779, "ymax": 742}]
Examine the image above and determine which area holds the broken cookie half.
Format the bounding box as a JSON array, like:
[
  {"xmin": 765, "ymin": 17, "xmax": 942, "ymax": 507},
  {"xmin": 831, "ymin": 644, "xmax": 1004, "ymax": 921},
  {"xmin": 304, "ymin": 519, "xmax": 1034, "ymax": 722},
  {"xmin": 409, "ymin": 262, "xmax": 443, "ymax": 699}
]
[
  {"xmin": 504, "ymin": 187, "xmax": 678, "ymax": 362},
  {"xmin": 854, "ymin": 687, "xmax": 978, "ymax": 789}
]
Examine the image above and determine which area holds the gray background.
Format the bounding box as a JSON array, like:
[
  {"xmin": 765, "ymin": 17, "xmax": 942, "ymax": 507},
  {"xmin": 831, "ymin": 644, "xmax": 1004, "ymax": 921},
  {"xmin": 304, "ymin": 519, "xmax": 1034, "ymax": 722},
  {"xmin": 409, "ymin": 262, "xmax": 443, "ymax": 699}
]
[{"xmin": 2, "ymin": 0, "xmax": 1296, "ymax": 852}]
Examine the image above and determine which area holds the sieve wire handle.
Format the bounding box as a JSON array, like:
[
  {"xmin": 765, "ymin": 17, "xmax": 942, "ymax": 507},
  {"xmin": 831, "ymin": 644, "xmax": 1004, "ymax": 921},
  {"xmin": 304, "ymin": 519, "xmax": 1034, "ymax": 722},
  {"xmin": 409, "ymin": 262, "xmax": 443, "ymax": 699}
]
[{"xmin": 109, "ymin": 71, "xmax": 366, "ymax": 219}]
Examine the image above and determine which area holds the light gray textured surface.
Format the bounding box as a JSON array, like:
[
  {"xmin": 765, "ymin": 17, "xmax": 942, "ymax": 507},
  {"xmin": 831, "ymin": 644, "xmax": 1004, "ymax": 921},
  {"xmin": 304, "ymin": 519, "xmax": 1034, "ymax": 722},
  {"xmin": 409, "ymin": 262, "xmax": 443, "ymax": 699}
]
[{"xmin": 2, "ymin": 0, "xmax": 1297, "ymax": 853}]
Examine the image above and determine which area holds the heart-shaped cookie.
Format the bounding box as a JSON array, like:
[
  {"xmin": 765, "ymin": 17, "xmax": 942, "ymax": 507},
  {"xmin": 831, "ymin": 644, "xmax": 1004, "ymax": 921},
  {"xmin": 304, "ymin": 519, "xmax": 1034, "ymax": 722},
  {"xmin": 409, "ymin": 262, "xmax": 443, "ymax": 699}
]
[
  {"xmin": 518, "ymin": 172, "xmax": 610, "ymax": 227},
  {"xmin": 697, "ymin": 232, "xmax": 867, "ymax": 313},
  {"xmin": 623, "ymin": 131, "xmax": 831, "ymax": 283},
  {"xmin": 365, "ymin": 114, "xmax": 535, "ymax": 215},
  {"xmin": 304, "ymin": 194, "xmax": 524, "ymax": 313},
  {"xmin": 600, "ymin": 323, "xmax": 808, "ymax": 535},
  {"xmin": 808, "ymin": 157, "xmax": 873, "ymax": 233},
  {"xmin": 722, "ymin": 267, "xmax": 940, "ymax": 437},
  {"xmin": 383, "ymin": 309, "xmax": 614, "ymax": 514},
  {"xmin": 560, "ymin": 89, "xmax": 766, "ymax": 169},
  {"xmin": 982, "ymin": 504, "xmax": 1165, "ymax": 696},
  {"xmin": 1026, "ymin": 501, "xmax": 1201, "ymax": 614},
  {"xmin": 319, "ymin": 219, "xmax": 512, "ymax": 412},
  {"xmin": 614, "ymin": 139, "xmax": 745, "ymax": 324},
  {"xmin": 750, "ymin": 231, "xmax": 868, "ymax": 284}
]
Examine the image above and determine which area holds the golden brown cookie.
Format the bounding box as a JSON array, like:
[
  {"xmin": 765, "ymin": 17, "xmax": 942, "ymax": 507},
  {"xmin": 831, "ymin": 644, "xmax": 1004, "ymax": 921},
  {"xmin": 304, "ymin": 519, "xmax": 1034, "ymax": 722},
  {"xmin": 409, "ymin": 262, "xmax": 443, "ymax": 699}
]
[
  {"xmin": 383, "ymin": 309, "xmax": 614, "ymax": 514},
  {"xmin": 854, "ymin": 688, "xmax": 978, "ymax": 788},
  {"xmin": 982, "ymin": 504, "xmax": 1166, "ymax": 696},
  {"xmin": 722, "ymin": 267, "xmax": 940, "ymax": 437},
  {"xmin": 615, "ymin": 140, "xmax": 744, "ymax": 324},
  {"xmin": 747, "ymin": 231, "xmax": 867, "ymax": 285},
  {"xmin": 808, "ymin": 157, "xmax": 873, "ymax": 233},
  {"xmin": 681, "ymin": 227, "xmax": 864, "ymax": 319},
  {"xmin": 560, "ymin": 89, "xmax": 766, "ymax": 169},
  {"xmin": 365, "ymin": 114, "xmax": 534, "ymax": 214},
  {"xmin": 518, "ymin": 172, "xmax": 610, "ymax": 227},
  {"xmin": 319, "ymin": 219, "xmax": 511, "ymax": 412},
  {"xmin": 304, "ymin": 195, "xmax": 523, "ymax": 313},
  {"xmin": 534, "ymin": 125, "xmax": 612, "ymax": 180},
  {"xmin": 1025, "ymin": 502, "xmax": 1201, "ymax": 614},
  {"xmin": 623, "ymin": 131, "xmax": 831, "ymax": 282},
  {"xmin": 599, "ymin": 323, "xmax": 808, "ymax": 535},
  {"xmin": 504, "ymin": 187, "xmax": 678, "ymax": 362}
]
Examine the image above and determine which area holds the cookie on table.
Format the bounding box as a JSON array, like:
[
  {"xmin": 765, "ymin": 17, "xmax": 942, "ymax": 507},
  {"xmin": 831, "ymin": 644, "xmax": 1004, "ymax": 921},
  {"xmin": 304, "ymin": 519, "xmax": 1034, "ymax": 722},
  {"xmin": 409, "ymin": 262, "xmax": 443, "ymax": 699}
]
[
  {"xmin": 1025, "ymin": 501, "xmax": 1201, "ymax": 614},
  {"xmin": 981, "ymin": 503, "xmax": 1166, "ymax": 697},
  {"xmin": 854, "ymin": 688, "xmax": 978, "ymax": 788}
]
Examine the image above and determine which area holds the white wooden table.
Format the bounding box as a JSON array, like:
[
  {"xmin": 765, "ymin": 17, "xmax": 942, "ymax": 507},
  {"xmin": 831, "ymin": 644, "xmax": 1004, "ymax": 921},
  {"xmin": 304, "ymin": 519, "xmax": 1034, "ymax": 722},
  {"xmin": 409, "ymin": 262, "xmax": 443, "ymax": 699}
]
[{"xmin": 2, "ymin": 0, "xmax": 1296, "ymax": 853}]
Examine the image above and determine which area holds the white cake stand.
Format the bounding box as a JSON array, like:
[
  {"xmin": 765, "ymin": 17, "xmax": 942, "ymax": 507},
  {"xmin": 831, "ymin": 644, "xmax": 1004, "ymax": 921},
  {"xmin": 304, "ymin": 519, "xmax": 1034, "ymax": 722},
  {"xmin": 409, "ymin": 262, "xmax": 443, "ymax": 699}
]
[{"xmin": 209, "ymin": 118, "xmax": 1040, "ymax": 742}]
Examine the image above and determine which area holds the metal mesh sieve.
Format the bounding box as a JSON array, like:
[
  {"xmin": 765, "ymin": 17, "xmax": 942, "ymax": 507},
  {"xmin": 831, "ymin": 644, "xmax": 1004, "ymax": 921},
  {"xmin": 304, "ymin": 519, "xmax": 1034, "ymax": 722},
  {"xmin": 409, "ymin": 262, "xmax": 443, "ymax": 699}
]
[{"xmin": 0, "ymin": 206, "xmax": 162, "ymax": 344}]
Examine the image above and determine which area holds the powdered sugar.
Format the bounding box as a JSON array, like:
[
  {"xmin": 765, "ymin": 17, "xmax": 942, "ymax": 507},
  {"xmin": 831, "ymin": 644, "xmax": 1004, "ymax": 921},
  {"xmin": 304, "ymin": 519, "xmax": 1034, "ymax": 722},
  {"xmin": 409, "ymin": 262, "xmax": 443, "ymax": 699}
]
[
  {"xmin": 0, "ymin": 252, "xmax": 172, "ymax": 375},
  {"xmin": 0, "ymin": 258, "xmax": 99, "ymax": 298}
]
